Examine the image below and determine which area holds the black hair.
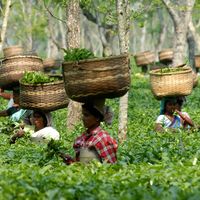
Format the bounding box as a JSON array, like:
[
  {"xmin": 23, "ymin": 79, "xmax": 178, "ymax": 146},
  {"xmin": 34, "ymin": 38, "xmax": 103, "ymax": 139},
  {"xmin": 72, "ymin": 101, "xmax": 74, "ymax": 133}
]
[
  {"xmin": 33, "ymin": 110, "xmax": 48, "ymax": 127},
  {"xmin": 82, "ymin": 103, "xmax": 104, "ymax": 122},
  {"xmin": 163, "ymin": 99, "xmax": 176, "ymax": 114},
  {"xmin": 176, "ymin": 97, "xmax": 185, "ymax": 107}
]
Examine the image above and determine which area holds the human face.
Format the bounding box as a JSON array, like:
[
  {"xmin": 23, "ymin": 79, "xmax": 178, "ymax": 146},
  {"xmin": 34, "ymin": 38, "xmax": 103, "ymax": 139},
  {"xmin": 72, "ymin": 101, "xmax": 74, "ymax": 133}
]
[
  {"xmin": 32, "ymin": 113, "xmax": 46, "ymax": 131},
  {"xmin": 82, "ymin": 108, "xmax": 99, "ymax": 130},
  {"xmin": 165, "ymin": 101, "xmax": 176, "ymax": 114}
]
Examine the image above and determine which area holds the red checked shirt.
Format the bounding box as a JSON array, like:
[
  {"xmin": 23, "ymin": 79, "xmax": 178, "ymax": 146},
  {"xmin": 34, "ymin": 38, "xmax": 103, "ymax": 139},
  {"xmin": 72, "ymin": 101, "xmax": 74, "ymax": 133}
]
[{"xmin": 73, "ymin": 126, "xmax": 118, "ymax": 163}]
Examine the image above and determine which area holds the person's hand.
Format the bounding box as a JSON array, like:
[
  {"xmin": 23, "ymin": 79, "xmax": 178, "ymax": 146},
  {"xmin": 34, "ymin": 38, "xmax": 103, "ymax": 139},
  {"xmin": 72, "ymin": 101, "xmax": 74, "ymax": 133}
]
[
  {"xmin": 12, "ymin": 103, "xmax": 19, "ymax": 108},
  {"xmin": 59, "ymin": 153, "xmax": 74, "ymax": 165},
  {"xmin": 16, "ymin": 129, "xmax": 25, "ymax": 138}
]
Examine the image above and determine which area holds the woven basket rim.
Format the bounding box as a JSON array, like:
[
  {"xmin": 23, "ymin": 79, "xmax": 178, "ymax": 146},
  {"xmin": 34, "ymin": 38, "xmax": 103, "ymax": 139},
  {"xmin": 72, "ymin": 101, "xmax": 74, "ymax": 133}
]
[
  {"xmin": 62, "ymin": 54, "xmax": 128, "ymax": 64},
  {"xmin": 195, "ymin": 55, "xmax": 200, "ymax": 58},
  {"xmin": 2, "ymin": 55, "xmax": 42, "ymax": 61},
  {"xmin": 19, "ymin": 79, "xmax": 63, "ymax": 86},
  {"xmin": 134, "ymin": 51, "xmax": 153, "ymax": 56},
  {"xmin": 3, "ymin": 45, "xmax": 22, "ymax": 49},
  {"xmin": 149, "ymin": 66, "xmax": 192, "ymax": 76}
]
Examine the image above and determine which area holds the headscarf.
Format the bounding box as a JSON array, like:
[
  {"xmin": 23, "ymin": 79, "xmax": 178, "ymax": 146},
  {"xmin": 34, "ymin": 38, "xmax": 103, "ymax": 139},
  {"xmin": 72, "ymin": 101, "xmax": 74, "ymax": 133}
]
[
  {"xmin": 32, "ymin": 110, "xmax": 53, "ymax": 127},
  {"xmin": 160, "ymin": 97, "xmax": 177, "ymax": 115}
]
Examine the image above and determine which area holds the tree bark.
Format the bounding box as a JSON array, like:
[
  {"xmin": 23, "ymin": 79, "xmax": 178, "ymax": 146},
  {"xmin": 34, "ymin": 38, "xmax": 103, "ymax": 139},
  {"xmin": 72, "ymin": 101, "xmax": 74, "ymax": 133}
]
[
  {"xmin": 19, "ymin": 0, "xmax": 33, "ymax": 51},
  {"xmin": 0, "ymin": 0, "xmax": 12, "ymax": 51},
  {"xmin": 162, "ymin": 0, "xmax": 195, "ymax": 66},
  {"xmin": 66, "ymin": 0, "xmax": 82, "ymax": 130},
  {"xmin": 116, "ymin": 0, "xmax": 130, "ymax": 142},
  {"xmin": 58, "ymin": 6, "xmax": 66, "ymax": 50},
  {"xmin": 140, "ymin": 21, "xmax": 146, "ymax": 52},
  {"xmin": 188, "ymin": 20, "xmax": 200, "ymax": 53},
  {"xmin": 187, "ymin": 20, "xmax": 195, "ymax": 70},
  {"xmin": 155, "ymin": 7, "xmax": 167, "ymax": 60}
]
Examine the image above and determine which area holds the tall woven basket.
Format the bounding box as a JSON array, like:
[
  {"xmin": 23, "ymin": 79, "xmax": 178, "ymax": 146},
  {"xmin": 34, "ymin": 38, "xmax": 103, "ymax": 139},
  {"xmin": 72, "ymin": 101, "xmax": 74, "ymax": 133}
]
[
  {"xmin": 20, "ymin": 76, "xmax": 69, "ymax": 112},
  {"xmin": 0, "ymin": 55, "xmax": 43, "ymax": 90},
  {"xmin": 195, "ymin": 55, "xmax": 200, "ymax": 68},
  {"xmin": 134, "ymin": 51, "xmax": 155, "ymax": 66},
  {"xmin": 150, "ymin": 66, "xmax": 193, "ymax": 99},
  {"xmin": 158, "ymin": 49, "xmax": 173, "ymax": 63},
  {"xmin": 62, "ymin": 54, "xmax": 131, "ymax": 102},
  {"xmin": 3, "ymin": 45, "xmax": 24, "ymax": 58}
]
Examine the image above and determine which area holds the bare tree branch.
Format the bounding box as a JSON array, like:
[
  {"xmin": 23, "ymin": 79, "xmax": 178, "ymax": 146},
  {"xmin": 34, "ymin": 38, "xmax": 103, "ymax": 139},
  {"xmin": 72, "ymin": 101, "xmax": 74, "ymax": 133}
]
[{"xmin": 43, "ymin": 0, "xmax": 67, "ymax": 25}]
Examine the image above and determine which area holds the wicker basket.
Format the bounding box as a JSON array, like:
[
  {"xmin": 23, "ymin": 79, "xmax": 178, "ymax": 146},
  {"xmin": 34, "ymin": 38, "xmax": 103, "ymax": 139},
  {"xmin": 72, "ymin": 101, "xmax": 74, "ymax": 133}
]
[
  {"xmin": 43, "ymin": 58, "xmax": 61, "ymax": 72},
  {"xmin": 62, "ymin": 54, "xmax": 130, "ymax": 102},
  {"xmin": 134, "ymin": 51, "xmax": 155, "ymax": 66},
  {"xmin": 3, "ymin": 45, "xmax": 24, "ymax": 58},
  {"xmin": 159, "ymin": 49, "xmax": 173, "ymax": 63},
  {"xmin": 20, "ymin": 76, "xmax": 69, "ymax": 112},
  {"xmin": 0, "ymin": 55, "xmax": 43, "ymax": 90},
  {"xmin": 150, "ymin": 66, "xmax": 193, "ymax": 99},
  {"xmin": 195, "ymin": 55, "xmax": 200, "ymax": 68}
]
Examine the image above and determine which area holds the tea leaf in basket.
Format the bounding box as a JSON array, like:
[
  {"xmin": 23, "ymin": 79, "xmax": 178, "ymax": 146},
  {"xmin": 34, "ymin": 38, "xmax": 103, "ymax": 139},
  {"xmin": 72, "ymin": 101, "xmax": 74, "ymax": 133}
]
[
  {"xmin": 21, "ymin": 72, "xmax": 59, "ymax": 84},
  {"xmin": 63, "ymin": 48, "xmax": 95, "ymax": 62},
  {"xmin": 158, "ymin": 67, "xmax": 186, "ymax": 74}
]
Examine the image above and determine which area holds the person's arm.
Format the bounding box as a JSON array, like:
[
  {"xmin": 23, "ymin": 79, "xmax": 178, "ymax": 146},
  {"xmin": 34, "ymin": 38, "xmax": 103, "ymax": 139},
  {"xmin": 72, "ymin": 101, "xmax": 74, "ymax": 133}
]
[
  {"xmin": 0, "ymin": 88, "xmax": 13, "ymax": 100},
  {"xmin": 10, "ymin": 128, "xmax": 25, "ymax": 144},
  {"xmin": 0, "ymin": 110, "xmax": 8, "ymax": 117},
  {"xmin": 175, "ymin": 110, "xmax": 194, "ymax": 127},
  {"xmin": 155, "ymin": 123, "xmax": 165, "ymax": 132}
]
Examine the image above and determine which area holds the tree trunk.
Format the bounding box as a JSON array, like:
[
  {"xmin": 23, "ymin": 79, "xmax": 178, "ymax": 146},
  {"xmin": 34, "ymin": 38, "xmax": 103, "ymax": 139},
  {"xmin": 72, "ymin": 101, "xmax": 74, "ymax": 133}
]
[
  {"xmin": 188, "ymin": 20, "xmax": 200, "ymax": 53},
  {"xmin": 66, "ymin": 0, "xmax": 82, "ymax": 130},
  {"xmin": 19, "ymin": 0, "xmax": 33, "ymax": 51},
  {"xmin": 162, "ymin": 0, "xmax": 195, "ymax": 66},
  {"xmin": 0, "ymin": 0, "xmax": 12, "ymax": 51},
  {"xmin": 155, "ymin": 7, "xmax": 167, "ymax": 60},
  {"xmin": 116, "ymin": 0, "xmax": 130, "ymax": 143},
  {"xmin": 187, "ymin": 21, "xmax": 195, "ymax": 70},
  {"xmin": 140, "ymin": 21, "xmax": 146, "ymax": 52},
  {"xmin": 46, "ymin": 12, "xmax": 60, "ymax": 57},
  {"xmin": 58, "ymin": 6, "xmax": 66, "ymax": 50}
]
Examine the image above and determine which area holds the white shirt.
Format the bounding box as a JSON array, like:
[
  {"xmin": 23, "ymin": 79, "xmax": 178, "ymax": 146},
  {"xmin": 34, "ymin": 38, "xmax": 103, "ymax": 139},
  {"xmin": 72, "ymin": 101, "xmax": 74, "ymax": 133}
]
[
  {"xmin": 156, "ymin": 115, "xmax": 182, "ymax": 128},
  {"xmin": 30, "ymin": 127, "xmax": 60, "ymax": 142}
]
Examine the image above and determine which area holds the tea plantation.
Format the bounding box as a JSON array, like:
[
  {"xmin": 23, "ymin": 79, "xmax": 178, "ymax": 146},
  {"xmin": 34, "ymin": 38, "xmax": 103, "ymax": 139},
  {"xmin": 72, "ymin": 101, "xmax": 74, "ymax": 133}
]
[{"xmin": 0, "ymin": 70, "xmax": 200, "ymax": 199}]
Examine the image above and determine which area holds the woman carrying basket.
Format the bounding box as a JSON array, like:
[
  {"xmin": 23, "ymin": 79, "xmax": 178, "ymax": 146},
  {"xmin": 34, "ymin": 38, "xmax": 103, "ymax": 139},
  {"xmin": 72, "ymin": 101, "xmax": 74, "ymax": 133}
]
[
  {"xmin": 61, "ymin": 98, "xmax": 118, "ymax": 164},
  {"xmin": 155, "ymin": 97, "xmax": 194, "ymax": 132}
]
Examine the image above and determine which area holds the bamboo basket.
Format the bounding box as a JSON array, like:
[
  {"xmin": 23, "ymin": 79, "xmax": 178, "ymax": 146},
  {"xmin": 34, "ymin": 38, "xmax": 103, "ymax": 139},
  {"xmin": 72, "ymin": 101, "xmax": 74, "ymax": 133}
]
[
  {"xmin": 150, "ymin": 66, "xmax": 193, "ymax": 99},
  {"xmin": 20, "ymin": 75, "xmax": 69, "ymax": 112},
  {"xmin": 3, "ymin": 45, "xmax": 24, "ymax": 58},
  {"xmin": 195, "ymin": 55, "xmax": 200, "ymax": 68},
  {"xmin": 62, "ymin": 54, "xmax": 131, "ymax": 102},
  {"xmin": 43, "ymin": 58, "xmax": 61, "ymax": 72},
  {"xmin": 134, "ymin": 51, "xmax": 155, "ymax": 66},
  {"xmin": 0, "ymin": 55, "xmax": 43, "ymax": 90},
  {"xmin": 159, "ymin": 49, "xmax": 173, "ymax": 63}
]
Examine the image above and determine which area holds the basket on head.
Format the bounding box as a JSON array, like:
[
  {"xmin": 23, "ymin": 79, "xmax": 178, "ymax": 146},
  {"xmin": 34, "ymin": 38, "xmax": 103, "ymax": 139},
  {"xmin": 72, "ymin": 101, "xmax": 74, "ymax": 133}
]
[
  {"xmin": 19, "ymin": 75, "xmax": 69, "ymax": 112},
  {"xmin": 134, "ymin": 51, "xmax": 155, "ymax": 66},
  {"xmin": 3, "ymin": 45, "xmax": 24, "ymax": 58},
  {"xmin": 159, "ymin": 49, "xmax": 173, "ymax": 64},
  {"xmin": 0, "ymin": 55, "xmax": 43, "ymax": 90},
  {"xmin": 62, "ymin": 54, "xmax": 131, "ymax": 102},
  {"xmin": 195, "ymin": 55, "xmax": 200, "ymax": 68},
  {"xmin": 43, "ymin": 58, "xmax": 61, "ymax": 72},
  {"xmin": 149, "ymin": 65, "xmax": 193, "ymax": 99}
]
